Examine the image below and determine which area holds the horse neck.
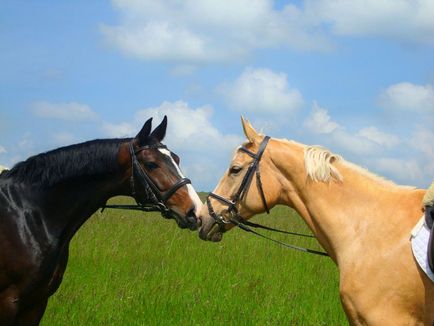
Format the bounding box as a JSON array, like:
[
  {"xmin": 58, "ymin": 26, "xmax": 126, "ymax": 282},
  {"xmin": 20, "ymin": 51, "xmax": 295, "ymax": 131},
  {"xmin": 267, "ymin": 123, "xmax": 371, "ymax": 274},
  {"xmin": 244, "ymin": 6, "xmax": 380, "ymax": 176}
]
[
  {"xmin": 272, "ymin": 141, "xmax": 425, "ymax": 264},
  {"xmin": 19, "ymin": 143, "xmax": 131, "ymax": 246},
  {"xmin": 43, "ymin": 171, "xmax": 129, "ymax": 231}
]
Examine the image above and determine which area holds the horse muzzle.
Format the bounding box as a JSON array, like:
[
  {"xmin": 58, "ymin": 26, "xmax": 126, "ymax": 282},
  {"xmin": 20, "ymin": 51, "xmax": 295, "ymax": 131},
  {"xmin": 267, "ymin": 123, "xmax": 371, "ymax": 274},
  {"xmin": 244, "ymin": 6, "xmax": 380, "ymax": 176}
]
[
  {"xmin": 198, "ymin": 221, "xmax": 225, "ymax": 242},
  {"xmin": 178, "ymin": 206, "xmax": 199, "ymax": 230}
]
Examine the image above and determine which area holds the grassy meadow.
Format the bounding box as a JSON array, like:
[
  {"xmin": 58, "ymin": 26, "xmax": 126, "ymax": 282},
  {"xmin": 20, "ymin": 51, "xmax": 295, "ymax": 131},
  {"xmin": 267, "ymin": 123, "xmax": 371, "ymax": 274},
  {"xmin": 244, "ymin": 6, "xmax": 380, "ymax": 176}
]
[{"xmin": 41, "ymin": 195, "xmax": 346, "ymax": 325}]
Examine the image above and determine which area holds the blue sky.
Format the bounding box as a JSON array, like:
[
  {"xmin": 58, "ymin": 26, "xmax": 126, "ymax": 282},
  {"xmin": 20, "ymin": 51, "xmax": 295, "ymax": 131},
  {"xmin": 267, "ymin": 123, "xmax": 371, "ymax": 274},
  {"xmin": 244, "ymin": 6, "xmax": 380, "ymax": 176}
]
[{"xmin": 1, "ymin": 0, "xmax": 434, "ymax": 190}]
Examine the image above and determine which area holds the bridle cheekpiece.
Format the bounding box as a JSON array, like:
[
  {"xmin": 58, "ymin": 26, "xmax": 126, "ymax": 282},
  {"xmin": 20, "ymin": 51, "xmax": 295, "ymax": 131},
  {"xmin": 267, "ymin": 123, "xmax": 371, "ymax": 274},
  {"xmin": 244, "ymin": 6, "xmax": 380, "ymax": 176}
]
[
  {"xmin": 205, "ymin": 136, "xmax": 329, "ymax": 257},
  {"xmin": 207, "ymin": 136, "xmax": 270, "ymax": 226},
  {"xmin": 102, "ymin": 141, "xmax": 191, "ymax": 222},
  {"xmin": 128, "ymin": 142, "xmax": 192, "ymax": 219}
]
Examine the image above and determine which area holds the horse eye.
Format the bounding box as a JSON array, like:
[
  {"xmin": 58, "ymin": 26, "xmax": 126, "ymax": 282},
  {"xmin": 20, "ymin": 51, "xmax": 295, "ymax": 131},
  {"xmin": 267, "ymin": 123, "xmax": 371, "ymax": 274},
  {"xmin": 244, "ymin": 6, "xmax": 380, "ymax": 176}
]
[
  {"xmin": 229, "ymin": 166, "xmax": 242, "ymax": 175},
  {"xmin": 144, "ymin": 162, "xmax": 159, "ymax": 171}
]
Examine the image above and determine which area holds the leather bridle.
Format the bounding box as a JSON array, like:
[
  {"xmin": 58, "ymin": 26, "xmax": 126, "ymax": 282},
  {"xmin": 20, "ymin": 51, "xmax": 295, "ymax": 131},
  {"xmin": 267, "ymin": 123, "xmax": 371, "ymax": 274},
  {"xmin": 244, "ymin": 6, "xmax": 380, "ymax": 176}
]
[
  {"xmin": 207, "ymin": 136, "xmax": 270, "ymax": 226},
  {"xmin": 206, "ymin": 136, "xmax": 328, "ymax": 257},
  {"xmin": 103, "ymin": 142, "xmax": 191, "ymax": 221}
]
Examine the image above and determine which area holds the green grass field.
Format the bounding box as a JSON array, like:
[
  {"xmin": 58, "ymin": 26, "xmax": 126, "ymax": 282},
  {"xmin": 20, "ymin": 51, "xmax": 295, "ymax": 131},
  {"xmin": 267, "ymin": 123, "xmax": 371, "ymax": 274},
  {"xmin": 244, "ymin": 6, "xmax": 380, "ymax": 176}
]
[{"xmin": 41, "ymin": 195, "xmax": 346, "ymax": 325}]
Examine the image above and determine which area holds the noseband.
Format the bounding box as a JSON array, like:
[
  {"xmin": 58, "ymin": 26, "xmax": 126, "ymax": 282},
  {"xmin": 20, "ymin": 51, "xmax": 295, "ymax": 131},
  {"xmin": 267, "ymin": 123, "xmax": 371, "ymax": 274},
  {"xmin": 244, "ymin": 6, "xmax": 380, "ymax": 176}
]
[
  {"xmin": 102, "ymin": 142, "xmax": 191, "ymax": 220},
  {"xmin": 207, "ymin": 136, "xmax": 270, "ymax": 226},
  {"xmin": 129, "ymin": 142, "xmax": 191, "ymax": 218}
]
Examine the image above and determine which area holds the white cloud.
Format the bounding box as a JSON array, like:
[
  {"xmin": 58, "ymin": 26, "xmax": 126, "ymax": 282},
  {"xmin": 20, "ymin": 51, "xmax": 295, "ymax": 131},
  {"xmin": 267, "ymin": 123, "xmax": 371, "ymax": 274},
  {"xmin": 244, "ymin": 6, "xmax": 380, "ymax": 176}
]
[
  {"xmin": 52, "ymin": 132, "xmax": 76, "ymax": 146},
  {"xmin": 31, "ymin": 101, "xmax": 98, "ymax": 121},
  {"xmin": 101, "ymin": 0, "xmax": 434, "ymax": 65},
  {"xmin": 0, "ymin": 145, "xmax": 6, "ymax": 154},
  {"xmin": 330, "ymin": 129, "xmax": 379, "ymax": 156},
  {"xmin": 408, "ymin": 129, "xmax": 434, "ymax": 185},
  {"xmin": 373, "ymin": 158, "xmax": 423, "ymax": 184},
  {"xmin": 306, "ymin": 0, "xmax": 434, "ymax": 45},
  {"xmin": 100, "ymin": 22, "xmax": 209, "ymax": 62},
  {"xmin": 356, "ymin": 126, "xmax": 400, "ymax": 148},
  {"xmin": 410, "ymin": 128, "xmax": 434, "ymax": 160},
  {"xmin": 303, "ymin": 102, "xmax": 400, "ymax": 156},
  {"xmin": 220, "ymin": 67, "xmax": 304, "ymax": 114},
  {"xmin": 102, "ymin": 121, "xmax": 135, "ymax": 138},
  {"xmin": 304, "ymin": 101, "xmax": 340, "ymax": 134},
  {"xmin": 379, "ymin": 82, "xmax": 434, "ymax": 113},
  {"xmin": 134, "ymin": 101, "xmax": 242, "ymax": 152},
  {"xmin": 102, "ymin": 100, "xmax": 243, "ymax": 190},
  {"xmin": 101, "ymin": 0, "xmax": 331, "ymax": 64},
  {"xmin": 301, "ymin": 101, "xmax": 434, "ymax": 186}
]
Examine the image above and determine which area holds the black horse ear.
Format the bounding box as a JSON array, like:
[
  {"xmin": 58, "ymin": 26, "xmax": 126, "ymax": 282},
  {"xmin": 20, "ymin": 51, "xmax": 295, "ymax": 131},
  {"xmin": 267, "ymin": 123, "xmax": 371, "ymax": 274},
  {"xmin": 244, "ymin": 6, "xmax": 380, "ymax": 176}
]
[
  {"xmin": 135, "ymin": 118, "xmax": 153, "ymax": 145},
  {"xmin": 150, "ymin": 115, "xmax": 167, "ymax": 142}
]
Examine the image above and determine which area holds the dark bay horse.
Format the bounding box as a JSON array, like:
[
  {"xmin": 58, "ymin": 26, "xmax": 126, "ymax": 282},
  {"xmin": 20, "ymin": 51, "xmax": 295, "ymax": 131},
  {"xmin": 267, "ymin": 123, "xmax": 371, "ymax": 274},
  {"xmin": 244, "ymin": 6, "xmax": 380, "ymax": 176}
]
[{"xmin": 0, "ymin": 116, "xmax": 202, "ymax": 325}]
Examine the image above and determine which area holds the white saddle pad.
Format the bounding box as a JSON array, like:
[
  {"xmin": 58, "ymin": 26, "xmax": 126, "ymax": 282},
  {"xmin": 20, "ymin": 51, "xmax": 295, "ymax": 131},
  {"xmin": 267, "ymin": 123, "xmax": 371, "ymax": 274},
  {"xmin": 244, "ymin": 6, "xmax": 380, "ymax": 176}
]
[{"xmin": 411, "ymin": 217, "xmax": 434, "ymax": 282}]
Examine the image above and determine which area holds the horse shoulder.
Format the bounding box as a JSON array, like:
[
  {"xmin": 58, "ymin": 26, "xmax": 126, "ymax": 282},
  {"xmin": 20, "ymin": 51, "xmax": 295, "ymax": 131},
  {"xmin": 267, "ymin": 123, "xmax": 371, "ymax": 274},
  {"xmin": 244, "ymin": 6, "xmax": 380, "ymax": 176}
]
[
  {"xmin": 0, "ymin": 182, "xmax": 66, "ymax": 302},
  {"xmin": 338, "ymin": 237, "xmax": 431, "ymax": 325}
]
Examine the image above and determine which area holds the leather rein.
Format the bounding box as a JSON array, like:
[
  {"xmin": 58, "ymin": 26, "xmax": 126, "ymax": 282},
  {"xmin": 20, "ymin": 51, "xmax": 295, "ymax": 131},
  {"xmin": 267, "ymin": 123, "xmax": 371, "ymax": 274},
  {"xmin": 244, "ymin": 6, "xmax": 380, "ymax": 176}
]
[
  {"xmin": 207, "ymin": 136, "xmax": 328, "ymax": 257},
  {"xmin": 102, "ymin": 142, "xmax": 191, "ymax": 220}
]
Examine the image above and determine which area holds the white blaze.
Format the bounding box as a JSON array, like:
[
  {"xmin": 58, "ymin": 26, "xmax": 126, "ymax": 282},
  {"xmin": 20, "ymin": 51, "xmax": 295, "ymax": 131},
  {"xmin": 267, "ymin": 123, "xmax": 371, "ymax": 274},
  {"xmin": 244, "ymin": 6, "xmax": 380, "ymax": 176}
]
[{"xmin": 159, "ymin": 149, "xmax": 203, "ymax": 214}]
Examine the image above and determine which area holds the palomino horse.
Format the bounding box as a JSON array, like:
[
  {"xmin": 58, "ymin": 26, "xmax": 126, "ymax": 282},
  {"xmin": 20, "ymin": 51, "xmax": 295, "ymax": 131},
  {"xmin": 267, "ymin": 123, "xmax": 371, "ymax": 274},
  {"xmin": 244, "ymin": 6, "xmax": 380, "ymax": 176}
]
[
  {"xmin": 0, "ymin": 116, "xmax": 202, "ymax": 325},
  {"xmin": 198, "ymin": 118, "xmax": 434, "ymax": 325}
]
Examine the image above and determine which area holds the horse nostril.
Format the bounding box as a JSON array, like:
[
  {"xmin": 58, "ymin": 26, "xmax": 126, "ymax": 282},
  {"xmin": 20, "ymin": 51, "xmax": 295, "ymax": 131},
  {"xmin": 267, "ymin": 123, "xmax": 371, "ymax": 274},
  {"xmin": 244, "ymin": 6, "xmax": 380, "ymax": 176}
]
[{"xmin": 186, "ymin": 207, "xmax": 198, "ymax": 230}]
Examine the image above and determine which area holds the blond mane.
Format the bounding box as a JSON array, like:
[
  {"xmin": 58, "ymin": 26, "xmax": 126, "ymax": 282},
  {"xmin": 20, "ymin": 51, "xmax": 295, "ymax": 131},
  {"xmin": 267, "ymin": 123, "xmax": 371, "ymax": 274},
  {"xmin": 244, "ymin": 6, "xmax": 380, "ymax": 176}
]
[
  {"xmin": 303, "ymin": 145, "xmax": 413, "ymax": 189},
  {"xmin": 304, "ymin": 146, "xmax": 343, "ymax": 182}
]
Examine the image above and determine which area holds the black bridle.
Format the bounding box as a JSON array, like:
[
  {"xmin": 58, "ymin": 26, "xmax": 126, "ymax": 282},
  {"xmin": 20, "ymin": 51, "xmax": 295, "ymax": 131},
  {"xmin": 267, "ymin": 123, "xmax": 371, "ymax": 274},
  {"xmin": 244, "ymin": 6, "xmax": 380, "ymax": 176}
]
[
  {"xmin": 103, "ymin": 142, "xmax": 191, "ymax": 220},
  {"xmin": 206, "ymin": 136, "xmax": 328, "ymax": 257},
  {"xmin": 207, "ymin": 136, "xmax": 271, "ymax": 224}
]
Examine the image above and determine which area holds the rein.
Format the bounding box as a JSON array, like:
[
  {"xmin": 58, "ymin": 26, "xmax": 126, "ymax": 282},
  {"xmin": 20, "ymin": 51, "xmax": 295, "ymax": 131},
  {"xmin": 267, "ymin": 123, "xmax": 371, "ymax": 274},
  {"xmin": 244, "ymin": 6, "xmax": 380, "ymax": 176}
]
[
  {"xmin": 102, "ymin": 142, "xmax": 191, "ymax": 219},
  {"xmin": 207, "ymin": 136, "xmax": 329, "ymax": 257}
]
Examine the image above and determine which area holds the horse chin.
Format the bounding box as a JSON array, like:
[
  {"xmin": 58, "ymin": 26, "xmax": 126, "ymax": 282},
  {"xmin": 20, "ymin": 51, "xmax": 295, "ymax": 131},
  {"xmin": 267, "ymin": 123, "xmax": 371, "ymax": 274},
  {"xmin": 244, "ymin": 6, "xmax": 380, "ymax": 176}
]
[
  {"xmin": 175, "ymin": 217, "xmax": 189, "ymax": 229},
  {"xmin": 174, "ymin": 215, "xmax": 197, "ymax": 230},
  {"xmin": 169, "ymin": 209, "xmax": 198, "ymax": 230},
  {"xmin": 209, "ymin": 231, "xmax": 223, "ymax": 242},
  {"xmin": 199, "ymin": 223, "xmax": 223, "ymax": 242}
]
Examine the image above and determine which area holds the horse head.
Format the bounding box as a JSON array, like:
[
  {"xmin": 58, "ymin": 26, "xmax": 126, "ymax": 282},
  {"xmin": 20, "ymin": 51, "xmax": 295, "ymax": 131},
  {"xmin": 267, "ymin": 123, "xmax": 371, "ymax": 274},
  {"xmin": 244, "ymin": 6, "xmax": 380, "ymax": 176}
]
[{"xmin": 126, "ymin": 116, "xmax": 203, "ymax": 230}]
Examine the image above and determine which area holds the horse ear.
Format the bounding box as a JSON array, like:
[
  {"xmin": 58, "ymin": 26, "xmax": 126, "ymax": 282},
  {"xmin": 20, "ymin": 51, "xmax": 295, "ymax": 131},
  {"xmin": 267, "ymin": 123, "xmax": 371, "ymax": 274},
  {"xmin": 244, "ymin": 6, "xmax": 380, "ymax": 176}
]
[
  {"xmin": 135, "ymin": 117, "xmax": 153, "ymax": 145},
  {"xmin": 241, "ymin": 116, "xmax": 259, "ymax": 143},
  {"xmin": 150, "ymin": 115, "xmax": 167, "ymax": 142}
]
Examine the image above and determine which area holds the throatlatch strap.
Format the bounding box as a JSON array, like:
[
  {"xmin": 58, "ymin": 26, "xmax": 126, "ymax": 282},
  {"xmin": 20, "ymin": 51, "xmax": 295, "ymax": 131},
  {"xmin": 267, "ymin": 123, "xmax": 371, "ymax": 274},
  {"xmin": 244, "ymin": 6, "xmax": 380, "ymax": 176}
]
[
  {"xmin": 255, "ymin": 167, "xmax": 269, "ymax": 214},
  {"xmin": 236, "ymin": 136, "xmax": 270, "ymax": 209}
]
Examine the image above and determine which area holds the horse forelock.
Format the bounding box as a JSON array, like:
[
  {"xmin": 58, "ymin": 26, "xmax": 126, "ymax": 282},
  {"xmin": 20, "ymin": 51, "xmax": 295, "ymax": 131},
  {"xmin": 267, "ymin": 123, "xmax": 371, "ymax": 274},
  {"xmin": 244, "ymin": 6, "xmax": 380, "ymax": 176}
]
[{"xmin": 304, "ymin": 146, "xmax": 343, "ymax": 183}]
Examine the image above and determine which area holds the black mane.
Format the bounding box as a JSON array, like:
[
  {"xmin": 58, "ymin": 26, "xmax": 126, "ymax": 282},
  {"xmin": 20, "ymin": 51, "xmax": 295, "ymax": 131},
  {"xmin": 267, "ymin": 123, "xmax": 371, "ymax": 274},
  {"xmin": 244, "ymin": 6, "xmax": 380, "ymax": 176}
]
[{"xmin": 4, "ymin": 138, "xmax": 131, "ymax": 188}]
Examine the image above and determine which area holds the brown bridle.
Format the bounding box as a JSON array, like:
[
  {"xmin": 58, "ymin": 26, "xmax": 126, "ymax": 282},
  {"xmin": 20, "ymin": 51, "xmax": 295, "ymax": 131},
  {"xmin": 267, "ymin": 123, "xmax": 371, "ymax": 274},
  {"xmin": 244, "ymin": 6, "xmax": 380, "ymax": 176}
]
[
  {"xmin": 130, "ymin": 142, "xmax": 191, "ymax": 207},
  {"xmin": 103, "ymin": 141, "xmax": 192, "ymax": 222},
  {"xmin": 207, "ymin": 136, "xmax": 271, "ymax": 225},
  {"xmin": 206, "ymin": 136, "xmax": 328, "ymax": 257}
]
